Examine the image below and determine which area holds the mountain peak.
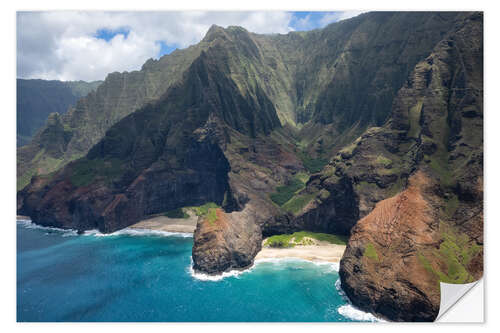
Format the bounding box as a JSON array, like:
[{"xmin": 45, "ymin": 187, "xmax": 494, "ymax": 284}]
[{"xmin": 203, "ymin": 24, "xmax": 226, "ymax": 42}]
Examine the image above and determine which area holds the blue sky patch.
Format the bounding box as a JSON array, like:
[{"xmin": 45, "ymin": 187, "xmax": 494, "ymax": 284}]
[
  {"xmin": 156, "ymin": 41, "xmax": 179, "ymax": 58},
  {"xmin": 289, "ymin": 11, "xmax": 339, "ymax": 31},
  {"xmin": 95, "ymin": 27, "xmax": 130, "ymax": 41}
]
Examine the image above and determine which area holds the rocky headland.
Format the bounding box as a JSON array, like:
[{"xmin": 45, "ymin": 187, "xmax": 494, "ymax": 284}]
[{"xmin": 17, "ymin": 12, "xmax": 483, "ymax": 322}]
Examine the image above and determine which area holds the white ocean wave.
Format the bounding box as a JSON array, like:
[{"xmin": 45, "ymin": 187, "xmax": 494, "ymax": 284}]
[
  {"xmin": 188, "ymin": 256, "xmax": 257, "ymax": 281},
  {"xmin": 18, "ymin": 217, "xmax": 382, "ymax": 322},
  {"xmin": 335, "ymin": 278, "xmax": 386, "ymax": 322},
  {"xmin": 255, "ymin": 257, "xmax": 339, "ymax": 271},
  {"xmin": 17, "ymin": 219, "xmax": 78, "ymax": 237},
  {"xmin": 188, "ymin": 259, "xmax": 384, "ymax": 321},
  {"xmin": 337, "ymin": 304, "xmax": 383, "ymax": 322},
  {"xmin": 83, "ymin": 228, "xmax": 193, "ymax": 238},
  {"xmin": 17, "ymin": 219, "xmax": 192, "ymax": 238},
  {"xmin": 189, "ymin": 257, "xmax": 339, "ymax": 282},
  {"xmin": 188, "ymin": 265, "xmax": 253, "ymax": 281},
  {"xmin": 335, "ymin": 278, "xmax": 348, "ymax": 300}
]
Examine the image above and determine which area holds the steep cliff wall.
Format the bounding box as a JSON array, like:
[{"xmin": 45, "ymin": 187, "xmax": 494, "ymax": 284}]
[
  {"xmin": 323, "ymin": 13, "xmax": 482, "ymax": 321},
  {"xmin": 17, "ymin": 11, "xmax": 483, "ymax": 322},
  {"xmin": 16, "ymin": 79, "xmax": 101, "ymax": 147}
]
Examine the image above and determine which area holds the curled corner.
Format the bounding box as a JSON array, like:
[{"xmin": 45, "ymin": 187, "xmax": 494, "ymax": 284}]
[{"xmin": 436, "ymin": 279, "xmax": 483, "ymax": 322}]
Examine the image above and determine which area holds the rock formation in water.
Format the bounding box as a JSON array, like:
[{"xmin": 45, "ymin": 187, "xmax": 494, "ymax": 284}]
[{"xmin": 17, "ymin": 11, "xmax": 483, "ymax": 322}]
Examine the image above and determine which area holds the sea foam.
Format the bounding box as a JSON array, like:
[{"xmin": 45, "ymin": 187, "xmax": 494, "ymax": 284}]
[
  {"xmin": 188, "ymin": 256, "xmax": 256, "ymax": 281},
  {"xmin": 255, "ymin": 257, "xmax": 340, "ymax": 271},
  {"xmin": 17, "ymin": 219, "xmax": 78, "ymax": 237},
  {"xmin": 334, "ymin": 278, "xmax": 385, "ymax": 322},
  {"xmin": 19, "ymin": 218, "xmax": 381, "ymax": 322},
  {"xmin": 83, "ymin": 228, "xmax": 193, "ymax": 238},
  {"xmin": 188, "ymin": 265, "xmax": 253, "ymax": 281},
  {"xmin": 189, "ymin": 257, "xmax": 339, "ymax": 282},
  {"xmin": 17, "ymin": 219, "xmax": 193, "ymax": 238}
]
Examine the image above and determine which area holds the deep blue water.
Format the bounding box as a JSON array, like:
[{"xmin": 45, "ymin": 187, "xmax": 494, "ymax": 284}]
[{"xmin": 16, "ymin": 220, "xmax": 377, "ymax": 322}]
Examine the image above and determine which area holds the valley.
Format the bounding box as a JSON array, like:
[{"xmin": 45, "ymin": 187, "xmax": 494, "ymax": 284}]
[{"xmin": 17, "ymin": 11, "xmax": 483, "ymax": 322}]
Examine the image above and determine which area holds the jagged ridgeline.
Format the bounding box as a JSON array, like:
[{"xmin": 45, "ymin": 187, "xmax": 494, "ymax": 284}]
[
  {"xmin": 17, "ymin": 12, "xmax": 483, "ymax": 322},
  {"xmin": 17, "ymin": 79, "xmax": 102, "ymax": 147}
]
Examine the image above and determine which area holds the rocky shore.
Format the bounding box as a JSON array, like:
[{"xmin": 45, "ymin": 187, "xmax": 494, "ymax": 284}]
[{"xmin": 16, "ymin": 12, "xmax": 483, "ymax": 322}]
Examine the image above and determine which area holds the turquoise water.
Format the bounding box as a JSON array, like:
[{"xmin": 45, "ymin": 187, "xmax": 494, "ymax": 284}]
[{"xmin": 16, "ymin": 220, "xmax": 376, "ymax": 322}]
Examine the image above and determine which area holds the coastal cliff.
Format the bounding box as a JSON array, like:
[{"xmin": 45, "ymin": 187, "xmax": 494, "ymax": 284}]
[
  {"xmin": 336, "ymin": 13, "xmax": 483, "ymax": 321},
  {"xmin": 17, "ymin": 11, "xmax": 483, "ymax": 322}
]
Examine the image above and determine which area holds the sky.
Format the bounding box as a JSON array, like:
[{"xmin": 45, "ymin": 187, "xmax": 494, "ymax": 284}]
[{"xmin": 17, "ymin": 11, "xmax": 366, "ymax": 82}]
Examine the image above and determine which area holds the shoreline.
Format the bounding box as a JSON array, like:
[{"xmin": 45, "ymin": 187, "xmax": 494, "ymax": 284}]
[
  {"xmin": 128, "ymin": 212, "xmax": 198, "ymax": 233},
  {"xmin": 18, "ymin": 216, "xmax": 345, "ymax": 264},
  {"xmin": 16, "ymin": 216, "xmax": 195, "ymax": 236},
  {"xmin": 17, "ymin": 217, "xmax": 381, "ymax": 322},
  {"xmin": 255, "ymin": 244, "xmax": 346, "ymax": 263}
]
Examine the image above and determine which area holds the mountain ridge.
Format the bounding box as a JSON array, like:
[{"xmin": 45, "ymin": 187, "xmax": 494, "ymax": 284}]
[
  {"xmin": 16, "ymin": 79, "xmax": 102, "ymax": 147},
  {"xmin": 17, "ymin": 11, "xmax": 483, "ymax": 322}
]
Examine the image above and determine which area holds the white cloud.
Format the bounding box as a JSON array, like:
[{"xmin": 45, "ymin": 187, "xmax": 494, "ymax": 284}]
[
  {"xmin": 17, "ymin": 11, "xmax": 364, "ymax": 82},
  {"xmin": 291, "ymin": 14, "xmax": 315, "ymax": 30},
  {"xmin": 319, "ymin": 11, "xmax": 367, "ymax": 27}
]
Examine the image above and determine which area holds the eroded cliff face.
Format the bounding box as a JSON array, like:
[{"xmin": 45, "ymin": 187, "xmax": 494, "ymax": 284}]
[
  {"xmin": 340, "ymin": 172, "xmax": 442, "ymax": 321},
  {"xmin": 192, "ymin": 208, "xmax": 262, "ymax": 274},
  {"xmin": 16, "ymin": 79, "xmax": 102, "ymax": 147},
  {"xmin": 321, "ymin": 13, "xmax": 481, "ymax": 321},
  {"xmin": 17, "ymin": 38, "xmax": 215, "ymax": 190},
  {"xmin": 17, "ymin": 12, "xmax": 483, "ymax": 322},
  {"xmin": 18, "ymin": 12, "xmax": 462, "ymax": 191}
]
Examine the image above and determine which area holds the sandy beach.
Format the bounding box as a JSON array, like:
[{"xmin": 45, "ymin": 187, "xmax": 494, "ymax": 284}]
[
  {"xmin": 19, "ymin": 213, "xmax": 345, "ymax": 262},
  {"xmin": 255, "ymin": 242, "xmax": 346, "ymax": 263},
  {"xmin": 129, "ymin": 211, "xmax": 198, "ymax": 233}
]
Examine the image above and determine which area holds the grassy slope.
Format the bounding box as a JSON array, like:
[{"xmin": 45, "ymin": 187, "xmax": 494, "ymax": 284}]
[
  {"xmin": 164, "ymin": 208, "xmax": 189, "ymax": 219},
  {"xmin": 269, "ymin": 172, "xmax": 309, "ymax": 206},
  {"xmin": 264, "ymin": 231, "xmax": 348, "ymax": 248}
]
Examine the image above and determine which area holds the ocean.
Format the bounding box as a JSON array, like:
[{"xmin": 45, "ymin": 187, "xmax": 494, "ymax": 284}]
[{"xmin": 16, "ymin": 219, "xmax": 379, "ymax": 322}]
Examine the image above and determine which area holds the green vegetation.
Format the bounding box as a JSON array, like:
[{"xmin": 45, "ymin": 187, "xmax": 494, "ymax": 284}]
[
  {"xmin": 408, "ymin": 100, "xmax": 423, "ymax": 138},
  {"xmin": 436, "ymin": 224, "xmax": 481, "ymax": 283},
  {"xmin": 387, "ymin": 176, "xmax": 406, "ymax": 197},
  {"xmin": 183, "ymin": 202, "xmax": 220, "ymax": 225},
  {"xmin": 70, "ymin": 158, "xmax": 125, "ymax": 187},
  {"xmin": 270, "ymin": 174, "xmax": 309, "ymax": 206},
  {"xmin": 189, "ymin": 202, "xmax": 219, "ymax": 217},
  {"xmin": 427, "ymin": 150, "xmax": 454, "ymax": 187},
  {"xmin": 264, "ymin": 231, "xmax": 348, "ymax": 248},
  {"xmin": 206, "ymin": 208, "xmax": 218, "ymax": 225},
  {"xmin": 66, "ymin": 80, "xmax": 102, "ymax": 97},
  {"xmin": 164, "ymin": 208, "xmax": 189, "ymax": 219},
  {"xmin": 318, "ymin": 189, "xmax": 331, "ymax": 201},
  {"xmin": 339, "ymin": 139, "xmax": 360, "ymax": 157},
  {"xmin": 444, "ymin": 194, "xmax": 459, "ymax": 217},
  {"xmin": 17, "ymin": 79, "xmax": 101, "ymax": 147},
  {"xmin": 17, "ymin": 153, "xmax": 66, "ymax": 190},
  {"xmin": 294, "ymin": 172, "xmax": 310, "ymax": 184},
  {"xmin": 298, "ymin": 152, "xmax": 328, "ymax": 173},
  {"xmin": 281, "ymin": 193, "xmax": 315, "ymax": 215},
  {"xmin": 17, "ymin": 168, "xmax": 36, "ymax": 190},
  {"xmin": 418, "ymin": 222, "xmax": 482, "ymax": 287},
  {"xmin": 265, "ymin": 234, "xmax": 295, "ymax": 248},
  {"xmin": 355, "ymin": 180, "xmax": 378, "ymax": 192},
  {"xmin": 363, "ymin": 242, "xmax": 380, "ymax": 261},
  {"xmin": 376, "ymin": 155, "xmax": 392, "ymax": 167}
]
